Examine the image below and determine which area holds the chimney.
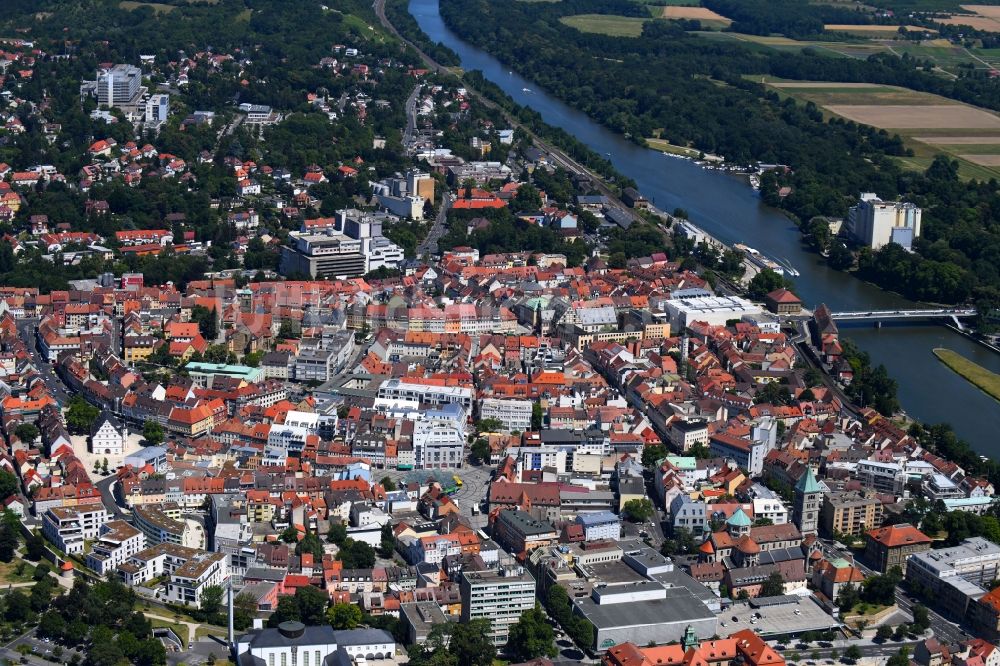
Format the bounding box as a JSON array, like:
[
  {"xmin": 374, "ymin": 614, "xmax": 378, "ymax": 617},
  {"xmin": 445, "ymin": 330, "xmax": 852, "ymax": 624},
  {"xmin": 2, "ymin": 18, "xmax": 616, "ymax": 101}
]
[{"xmin": 227, "ymin": 577, "xmax": 235, "ymax": 648}]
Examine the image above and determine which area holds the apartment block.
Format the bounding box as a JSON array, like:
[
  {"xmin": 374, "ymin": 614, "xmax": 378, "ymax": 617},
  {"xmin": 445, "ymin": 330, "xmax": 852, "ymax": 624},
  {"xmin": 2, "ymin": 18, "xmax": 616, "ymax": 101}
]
[
  {"xmin": 86, "ymin": 520, "xmax": 146, "ymax": 575},
  {"xmin": 821, "ymin": 490, "xmax": 882, "ymax": 537},
  {"xmin": 460, "ymin": 567, "xmax": 536, "ymax": 646},
  {"xmin": 42, "ymin": 505, "xmax": 109, "ymax": 555}
]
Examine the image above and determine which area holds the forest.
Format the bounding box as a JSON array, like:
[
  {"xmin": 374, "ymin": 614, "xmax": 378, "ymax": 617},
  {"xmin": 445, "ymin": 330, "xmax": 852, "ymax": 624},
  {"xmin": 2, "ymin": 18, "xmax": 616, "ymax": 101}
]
[{"xmin": 439, "ymin": 0, "xmax": 1000, "ymax": 314}]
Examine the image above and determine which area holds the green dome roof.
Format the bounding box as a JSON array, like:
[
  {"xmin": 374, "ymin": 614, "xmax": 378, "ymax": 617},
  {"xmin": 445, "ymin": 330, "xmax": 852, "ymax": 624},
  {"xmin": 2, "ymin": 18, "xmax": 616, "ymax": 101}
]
[{"xmin": 727, "ymin": 507, "xmax": 752, "ymax": 527}]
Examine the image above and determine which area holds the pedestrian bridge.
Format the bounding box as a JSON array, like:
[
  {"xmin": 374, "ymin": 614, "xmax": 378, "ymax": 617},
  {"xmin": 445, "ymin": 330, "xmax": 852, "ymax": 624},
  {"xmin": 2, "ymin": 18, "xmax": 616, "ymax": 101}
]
[{"xmin": 829, "ymin": 308, "xmax": 976, "ymax": 328}]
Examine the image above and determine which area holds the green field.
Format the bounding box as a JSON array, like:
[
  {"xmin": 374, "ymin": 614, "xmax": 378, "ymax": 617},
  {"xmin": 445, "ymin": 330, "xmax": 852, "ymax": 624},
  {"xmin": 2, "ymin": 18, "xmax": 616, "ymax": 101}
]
[
  {"xmin": 119, "ymin": 1, "xmax": 176, "ymax": 12},
  {"xmin": 559, "ymin": 14, "xmax": 651, "ymax": 36},
  {"xmin": 645, "ymin": 137, "xmax": 701, "ymax": 156},
  {"xmin": 933, "ymin": 348, "xmax": 1000, "ymax": 402}
]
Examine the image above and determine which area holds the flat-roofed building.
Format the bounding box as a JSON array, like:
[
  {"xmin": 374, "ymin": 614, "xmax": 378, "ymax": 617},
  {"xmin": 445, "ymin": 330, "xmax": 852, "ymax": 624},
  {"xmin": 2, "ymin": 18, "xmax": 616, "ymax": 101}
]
[
  {"xmin": 906, "ymin": 537, "xmax": 1000, "ymax": 620},
  {"xmin": 166, "ymin": 550, "xmax": 229, "ymax": 606},
  {"xmin": 86, "ymin": 520, "xmax": 146, "ymax": 575},
  {"xmin": 460, "ymin": 567, "xmax": 536, "ymax": 646},
  {"xmin": 279, "ymin": 231, "xmax": 367, "ymax": 278},
  {"xmin": 42, "ymin": 505, "xmax": 109, "ymax": 555},
  {"xmin": 493, "ymin": 510, "xmax": 558, "ymax": 555},
  {"xmin": 132, "ymin": 502, "xmax": 190, "ymax": 547},
  {"xmin": 821, "ymin": 490, "xmax": 882, "ymax": 537}
]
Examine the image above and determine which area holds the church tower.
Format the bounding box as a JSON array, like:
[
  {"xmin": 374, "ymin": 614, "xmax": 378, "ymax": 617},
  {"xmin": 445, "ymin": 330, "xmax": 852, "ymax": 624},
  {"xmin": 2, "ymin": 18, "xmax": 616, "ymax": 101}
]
[{"xmin": 793, "ymin": 467, "xmax": 822, "ymax": 537}]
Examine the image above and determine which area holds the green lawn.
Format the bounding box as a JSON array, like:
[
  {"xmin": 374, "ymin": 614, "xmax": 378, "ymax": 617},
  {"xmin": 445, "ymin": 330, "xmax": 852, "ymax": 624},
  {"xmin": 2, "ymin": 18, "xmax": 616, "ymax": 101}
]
[
  {"xmin": 559, "ymin": 14, "xmax": 650, "ymax": 37},
  {"xmin": 933, "ymin": 347, "xmax": 1000, "ymax": 402},
  {"xmin": 646, "ymin": 137, "xmax": 701, "ymax": 156},
  {"xmin": 195, "ymin": 625, "xmax": 228, "ymax": 641},
  {"xmin": 0, "ymin": 559, "xmax": 37, "ymax": 584}
]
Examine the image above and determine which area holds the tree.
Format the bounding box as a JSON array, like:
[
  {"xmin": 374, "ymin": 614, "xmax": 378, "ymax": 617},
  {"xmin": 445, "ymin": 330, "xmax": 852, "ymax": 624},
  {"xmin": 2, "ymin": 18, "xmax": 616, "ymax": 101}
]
[
  {"xmin": 0, "ymin": 470, "xmax": 18, "ymax": 499},
  {"xmin": 746, "ymin": 269, "xmax": 793, "ymax": 300},
  {"xmin": 469, "ymin": 438, "xmax": 491, "ymax": 464},
  {"xmin": 759, "ymin": 572, "xmax": 785, "ymax": 597},
  {"xmin": 641, "ymin": 444, "xmax": 667, "ymax": 468},
  {"xmin": 233, "ymin": 591, "xmax": 259, "ymax": 631},
  {"xmin": 380, "ymin": 476, "xmax": 397, "ymax": 491},
  {"xmin": 327, "ymin": 603, "xmax": 362, "ymax": 630},
  {"xmin": 268, "ymin": 595, "xmax": 301, "ymax": 627},
  {"xmin": 295, "ymin": 585, "xmax": 329, "ymax": 626},
  {"xmin": 0, "ymin": 523, "xmax": 18, "ymax": 562},
  {"xmin": 296, "ymin": 533, "xmax": 324, "ymax": 560},
  {"xmin": 66, "ymin": 395, "xmax": 99, "ymax": 435},
  {"xmin": 278, "ymin": 319, "xmax": 298, "ymax": 340},
  {"xmin": 337, "ymin": 540, "xmax": 376, "ymax": 569},
  {"xmin": 142, "ymin": 420, "xmax": 164, "ymax": 446},
  {"xmin": 837, "ymin": 583, "xmax": 860, "ymax": 613},
  {"xmin": 14, "ymin": 423, "xmax": 38, "ymax": 443},
  {"xmin": 327, "ymin": 522, "xmax": 348, "ymax": 546},
  {"xmin": 476, "ymin": 418, "xmax": 504, "ymax": 433},
  {"xmin": 378, "ymin": 522, "xmax": 396, "ymax": 559},
  {"xmin": 201, "ymin": 585, "xmax": 224, "ymax": 615},
  {"xmin": 531, "ymin": 401, "xmax": 543, "ymax": 430},
  {"xmin": 756, "ymin": 381, "xmax": 791, "ymax": 406},
  {"xmin": 876, "ymin": 625, "xmax": 894, "ymax": 641},
  {"xmin": 506, "ymin": 605, "xmax": 557, "ymax": 662},
  {"xmin": 191, "ymin": 305, "xmax": 218, "ymax": 341},
  {"xmin": 888, "ymin": 648, "xmax": 910, "ymax": 666},
  {"xmin": 25, "ymin": 534, "xmax": 45, "ymax": 561},
  {"xmin": 622, "ymin": 498, "xmax": 654, "ymax": 523},
  {"xmin": 911, "ymin": 604, "xmax": 930, "ymax": 633},
  {"xmin": 449, "ymin": 619, "xmax": 496, "ymax": 666},
  {"xmin": 280, "ymin": 526, "xmax": 299, "ymax": 543},
  {"xmin": 38, "ymin": 611, "xmax": 65, "ymax": 640},
  {"xmin": 4, "ymin": 590, "xmax": 29, "ymax": 622}
]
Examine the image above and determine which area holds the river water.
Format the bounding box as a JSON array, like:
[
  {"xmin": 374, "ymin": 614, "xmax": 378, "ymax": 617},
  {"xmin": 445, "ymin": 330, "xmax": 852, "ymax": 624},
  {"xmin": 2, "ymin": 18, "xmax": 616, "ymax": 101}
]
[{"xmin": 410, "ymin": 0, "xmax": 1000, "ymax": 453}]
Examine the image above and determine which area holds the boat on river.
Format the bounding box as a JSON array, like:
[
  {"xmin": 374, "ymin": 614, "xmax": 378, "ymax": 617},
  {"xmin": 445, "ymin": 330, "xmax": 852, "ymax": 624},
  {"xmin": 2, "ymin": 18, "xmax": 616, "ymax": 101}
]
[{"xmin": 735, "ymin": 243, "xmax": 786, "ymax": 276}]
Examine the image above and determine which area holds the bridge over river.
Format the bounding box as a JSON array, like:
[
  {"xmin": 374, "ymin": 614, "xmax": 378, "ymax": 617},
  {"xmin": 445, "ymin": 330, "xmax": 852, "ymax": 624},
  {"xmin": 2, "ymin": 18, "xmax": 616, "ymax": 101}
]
[{"xmin": 829, "ymin": 308, "xmax": 976, "ymax": 328}]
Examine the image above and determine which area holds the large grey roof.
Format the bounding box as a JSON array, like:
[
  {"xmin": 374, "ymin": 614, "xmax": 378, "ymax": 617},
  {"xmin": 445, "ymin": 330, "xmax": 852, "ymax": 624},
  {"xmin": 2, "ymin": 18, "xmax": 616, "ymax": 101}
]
[{"xmin": 574, "ymin": 584, "xmax": 716, "ymax": 629}]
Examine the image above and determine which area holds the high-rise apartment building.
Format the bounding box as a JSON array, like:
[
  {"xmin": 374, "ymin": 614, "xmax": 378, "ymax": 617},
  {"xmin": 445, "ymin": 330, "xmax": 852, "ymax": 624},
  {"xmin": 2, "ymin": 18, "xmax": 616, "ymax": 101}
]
[
  {"xmin": 460, "ymin": 567, "xmax": 536, "ymax": 646},
  {"xmin": 848, "ymin": 192, "xmax": 922, "ymax": 250}
]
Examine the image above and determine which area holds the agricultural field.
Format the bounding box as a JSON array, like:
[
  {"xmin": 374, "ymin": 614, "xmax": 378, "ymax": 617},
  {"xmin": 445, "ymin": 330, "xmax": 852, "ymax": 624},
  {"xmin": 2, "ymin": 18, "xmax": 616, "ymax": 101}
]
[
  {"xmin": 559, "ymin": 14, "xmax": 651, "ymax": 36},
  {"xmin": 824, "ymin": 23, "xmax": 936, "ymax": 34},
  {"xmin": 119, "ymin": 1, "xmax": 176, "ymax": 12},
  {"xmin": 938, "ymin": 4, "xmax": 1000, "ymax": 31},
  {"xmin": 660, "ymin": 5, "xmax": 732, "ymax": 26},
  {"xmin": 762, "ymin": 78, "xmax": 1000, "ymax": 179}
]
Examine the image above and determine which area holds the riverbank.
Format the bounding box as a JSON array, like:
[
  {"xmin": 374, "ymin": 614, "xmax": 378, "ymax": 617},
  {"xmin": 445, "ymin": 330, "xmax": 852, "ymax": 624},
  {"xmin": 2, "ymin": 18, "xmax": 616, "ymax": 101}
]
[
  {"xmin": 406, "ymin": 0, "xmax": 1000, "ymax": 453},
  {"xmin": 932, "ymin": 347, "xmax": 1000, "ymax": 403}
]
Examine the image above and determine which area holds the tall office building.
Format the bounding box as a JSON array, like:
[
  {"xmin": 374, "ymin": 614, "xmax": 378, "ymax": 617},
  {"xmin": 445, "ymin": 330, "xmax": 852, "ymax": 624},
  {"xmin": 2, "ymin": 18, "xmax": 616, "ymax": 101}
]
[
  {"xmin": 848, "ymin": 192, "xmax": 922, "ymax": 250},
  {"xmin": 97, "ymin": 64, "xmax": 143, "ymax": 106},
  {"xmin": 145, "ymin": 94, "xmax": 169, "ymax": 126},
  {"xmin": 460, "ymin": 567, "xmax": 536, "ymax": 646}
]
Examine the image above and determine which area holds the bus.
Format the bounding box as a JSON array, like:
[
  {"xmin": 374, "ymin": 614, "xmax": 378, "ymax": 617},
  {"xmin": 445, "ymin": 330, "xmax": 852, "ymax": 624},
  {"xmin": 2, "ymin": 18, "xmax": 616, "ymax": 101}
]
[{"xmin": 452, "ymin": 475, "xmax": 463, "ymax": 488}]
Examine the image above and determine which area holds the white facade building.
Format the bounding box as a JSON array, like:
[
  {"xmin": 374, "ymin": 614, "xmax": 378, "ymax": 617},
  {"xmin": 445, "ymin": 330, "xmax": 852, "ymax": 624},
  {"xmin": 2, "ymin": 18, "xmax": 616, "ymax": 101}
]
[
  {"xmin": 42, "ymin": 505, "xmax": 109, "ymax": 555},
  {"xmin": 86, "ymin": 520, "xmax": 146, "ymax": 575},
  {"xmin": 460, "ymin": 568, "xmax": 536, "ymax": 646},
  {"xmin": 235, "ymin": 623, "xmax": 396, "ymax": 666},
  {"xmin": 90, "ymin": 410, "xmax": 126, "ymax": 455},
  {"xmin": 479, "ymin": 398, "xmax": 533, "ymax": 433},
  {"xmin": 848, "ymin": 192, "xmax": 922, "ymax": 250},
  {"xmin": 575, "ymin": 511, "xmax": 622, "ymax": 541}
]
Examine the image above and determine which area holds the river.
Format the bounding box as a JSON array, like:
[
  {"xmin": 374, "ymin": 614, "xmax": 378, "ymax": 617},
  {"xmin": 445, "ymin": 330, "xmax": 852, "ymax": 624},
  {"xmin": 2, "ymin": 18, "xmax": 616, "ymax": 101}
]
[{"xmin": 409, "ymin": 0, "xmax": 1000, "ymax": 453}]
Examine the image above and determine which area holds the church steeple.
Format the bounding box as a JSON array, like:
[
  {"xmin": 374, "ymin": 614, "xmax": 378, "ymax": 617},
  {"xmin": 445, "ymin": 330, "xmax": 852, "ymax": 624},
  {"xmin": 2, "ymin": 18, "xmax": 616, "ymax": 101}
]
[{"xmin": 793, "ymin": 467, "xmax": 822, "ymax": 536}]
